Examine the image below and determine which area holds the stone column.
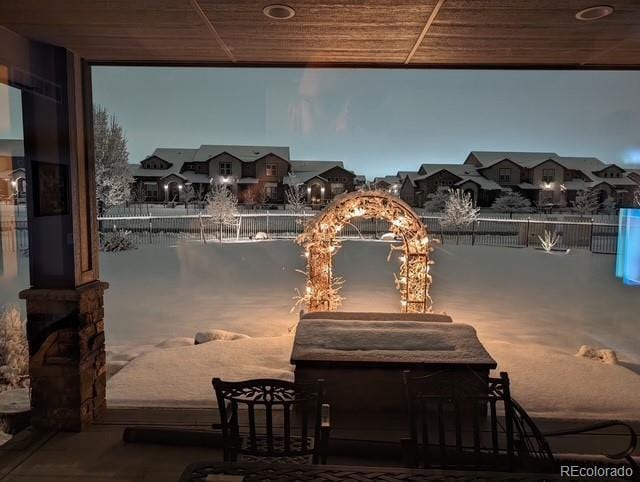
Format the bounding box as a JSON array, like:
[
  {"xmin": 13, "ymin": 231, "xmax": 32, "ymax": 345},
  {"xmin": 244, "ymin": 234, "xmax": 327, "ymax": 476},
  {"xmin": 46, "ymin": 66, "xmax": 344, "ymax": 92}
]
[
  {"xmin": 20, "ymin": 281, "xmax": 108, "ymax": 431},
  {"xmin": 2, "ymin": 30, "xmax": 104, "ymax": 431}
]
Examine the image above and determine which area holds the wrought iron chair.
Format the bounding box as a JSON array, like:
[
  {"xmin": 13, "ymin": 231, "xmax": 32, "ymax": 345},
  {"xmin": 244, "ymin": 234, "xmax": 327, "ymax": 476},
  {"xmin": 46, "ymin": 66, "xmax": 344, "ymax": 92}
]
[
  {"xmin": 402, "ymin": 370, "xmax": 638, "ymax": 476},
  {"xmin": 212, "ymin": 378, "xmax": 331, "ymax": 464}
]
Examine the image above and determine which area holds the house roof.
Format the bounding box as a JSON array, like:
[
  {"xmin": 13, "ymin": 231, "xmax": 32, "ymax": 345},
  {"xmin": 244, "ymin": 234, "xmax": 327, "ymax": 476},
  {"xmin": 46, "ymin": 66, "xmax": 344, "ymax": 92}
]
[
  {"xmin": 237, "ymin": 177, "xmax": 259, "ymax": 184},
  {"xmin": 468, "ymin": 151, "xmax": 558, "ymax": 168},
  {"xmin": 284, "ymin": 171, "xmax": 330, "ymax": 185},
  {"xmin": 181, "ymin": 172, "xmax": 211, "ymax": 184},
  {"xmin": 417, "ymin": 164, "xmax": 480, "ymax": 180},
  {"xmin": 0, "ymin": 167, "xmax": 26, "ymax": 179},
  {"xmin": 193, "ymin": 145, "xmax": 290, "ymax": 163},
  {"xmin": 455, "ymin": 176, "xmax": 503, "ymax": 190},
  {"xmin": 290, "ymin": 160, "xmax": 344, "ymax": 173},
  {"xmin": 373, "ymin": 175, "xmax": 400, "ymax": 186}
]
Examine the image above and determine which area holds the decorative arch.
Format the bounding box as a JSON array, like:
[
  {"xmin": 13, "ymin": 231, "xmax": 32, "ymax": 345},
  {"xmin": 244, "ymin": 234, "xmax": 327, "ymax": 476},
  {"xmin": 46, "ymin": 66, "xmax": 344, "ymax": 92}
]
[{"xmin": 297, "ymin": 190, "xmax": 434, "ymax": 313}]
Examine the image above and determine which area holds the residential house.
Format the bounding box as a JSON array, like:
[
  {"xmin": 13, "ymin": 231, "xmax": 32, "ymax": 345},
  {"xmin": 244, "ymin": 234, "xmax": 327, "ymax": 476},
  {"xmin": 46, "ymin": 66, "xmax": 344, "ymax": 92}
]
[
  {"xmin": 627, "ymin": 169, "xmax": 640, "ymax": 188},
  {"xmin": 285, "ymin": 160, "xmax": 356, "ymax": 205},
  {"xmin": 408, "ymin": 164, "xmax": 502, "ymax": 207},
  {"xmin": 379, "ymin": 152, "xmax": 640, "ymax": 209},
  {"xmin": 132, "ymin": 145, "xmax": 361, "ymax": 205},
  {"xmin": 132, "ymin": 145, "xmax": 291, "ymax": 204},
  {"xmin": 372, "ymin": 175, "xmax": 401, "ymax": 193},
  {"xmin": 464, "ymin": 151, "xmax": 640, "ymax": 208},
  {"xmin": 0, "ymin": 139, "xmax": 26, "ymax": 201}
]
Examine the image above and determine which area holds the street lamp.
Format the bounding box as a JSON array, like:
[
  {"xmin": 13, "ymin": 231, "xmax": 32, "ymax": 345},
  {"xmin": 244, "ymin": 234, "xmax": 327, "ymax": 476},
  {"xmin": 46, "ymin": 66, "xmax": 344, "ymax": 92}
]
[{"xmin": 164, "ymin": 184, "xmax": 168, "ymax": 203}]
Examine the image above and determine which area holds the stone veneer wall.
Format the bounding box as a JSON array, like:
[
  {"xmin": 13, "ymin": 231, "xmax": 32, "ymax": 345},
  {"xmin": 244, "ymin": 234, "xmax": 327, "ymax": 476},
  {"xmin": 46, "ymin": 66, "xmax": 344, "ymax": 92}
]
[{"xmin": 20, "ymin": 281, "xmax": 108, "ymax": 431}]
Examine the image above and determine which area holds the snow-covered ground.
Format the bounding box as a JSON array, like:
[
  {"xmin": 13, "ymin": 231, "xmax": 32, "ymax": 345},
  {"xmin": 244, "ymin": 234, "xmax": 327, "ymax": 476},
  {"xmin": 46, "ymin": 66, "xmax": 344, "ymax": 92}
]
[
  {"xmin": 104, "ymin": 240, "xmax": 640, "ymax": 420},
  {"xmin": 2, "ymin": 237, "xmax": 639, "ymax": 420}
]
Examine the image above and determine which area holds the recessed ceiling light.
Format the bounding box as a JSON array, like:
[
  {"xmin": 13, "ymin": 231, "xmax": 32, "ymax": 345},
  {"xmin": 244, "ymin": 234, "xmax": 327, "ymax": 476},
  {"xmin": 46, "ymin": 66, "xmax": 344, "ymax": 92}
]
[
  {"xmin": 575, "ymin": 5, "xmax": 614, "ymax": 21},
  {"xmin": 263, "ymin": 4, "xmax": 296, "ymax": 20}
]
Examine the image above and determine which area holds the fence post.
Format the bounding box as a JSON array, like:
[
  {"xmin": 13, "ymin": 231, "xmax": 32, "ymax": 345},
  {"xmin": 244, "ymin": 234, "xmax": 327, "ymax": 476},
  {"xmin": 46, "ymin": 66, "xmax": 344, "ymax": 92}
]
[
  {"xmin": 471, "ymin": 220, "xmax": 476, "ymax": 246},
  {"xmin": 266, "ymin": 210, "xmax": 270, "ymax": 237},
  {"xmin": 525, "ymin": 218, "xmax": 530, "ymax": 248},
  {"xmin": 148, "ymin": 218, "xmax": 152, "ymax": 244},
  {"xmin": 589, "ymin": 219, "xmax": 594, "ymax": 252}
]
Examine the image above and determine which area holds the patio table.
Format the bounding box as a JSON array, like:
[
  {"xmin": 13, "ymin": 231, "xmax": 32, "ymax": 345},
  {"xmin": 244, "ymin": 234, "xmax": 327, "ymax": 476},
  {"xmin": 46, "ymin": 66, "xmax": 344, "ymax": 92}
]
[
  {"xmin": 291, "ymin": 313, "xmax": 496, "ymax": 422},
  {"xmin": 178, "ymin": 462, "xmax": 566, "ymax": 481}
]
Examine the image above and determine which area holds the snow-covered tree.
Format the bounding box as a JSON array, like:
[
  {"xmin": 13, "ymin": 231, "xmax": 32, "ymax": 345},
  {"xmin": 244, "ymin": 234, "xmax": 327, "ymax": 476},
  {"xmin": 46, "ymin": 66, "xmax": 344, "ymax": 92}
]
[
  {"xmin": 572, "ymin": 188, "xmax": 600, "ymax": 216},
  {"xmin": 206, "ymin": 182, "xmax": 238, "ymax": 242},
  {"xmin": 94, "ymin": 105, "xmax": 133, "ymax": 216},
  {"xmin": 0, "ymin": 305, "xmax": 28, "ymax": 389},
  {"xmin": 600, "ymin": 197, "xmax": 616, "ymax": 215},
  {"xmin": 423, "ymin": 189, "xmax": 450, "ymax": 212},
  {"xmin": 286, "ymin": 171, "xmax": 306, "ymax": 213},
  {"xmin": 491, "ymin": 191, "xmax": 531, "ymax": 215},
  {"xmin": 440, "ymin": 189, "xmax": 480, "ymax": 244},
  {"xmin": 634, "ymin": 188, "xmax": 640, "ymax": 207}
]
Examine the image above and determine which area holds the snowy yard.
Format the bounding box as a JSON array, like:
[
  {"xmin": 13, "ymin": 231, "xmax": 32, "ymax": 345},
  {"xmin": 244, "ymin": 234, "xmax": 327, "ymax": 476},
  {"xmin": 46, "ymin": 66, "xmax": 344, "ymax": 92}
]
[
  {"xmin": 2, "ymin": 237, "xmax": 639, "ymax": 420},
  {"xmin": 99, "ymin": 240, "xmax": 640, "ymax": 421}
]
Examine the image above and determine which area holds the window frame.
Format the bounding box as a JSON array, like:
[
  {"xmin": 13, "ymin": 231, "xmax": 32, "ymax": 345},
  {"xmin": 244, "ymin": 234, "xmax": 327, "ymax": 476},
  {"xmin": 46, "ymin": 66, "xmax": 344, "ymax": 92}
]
[
  {"xmin": 265, "ymin": 163, "xmax": 278, "ymax": 177},
  {"xmin": 219, "ymin": 162, "xmax": 232, "ymax": 176},
  {"xmin": 499, "ymin": 167, "xmax": 512, "ymax": 183},
  {"xmin": 542, "ymin": 168, "xmax": 555, "ymax": 183}
]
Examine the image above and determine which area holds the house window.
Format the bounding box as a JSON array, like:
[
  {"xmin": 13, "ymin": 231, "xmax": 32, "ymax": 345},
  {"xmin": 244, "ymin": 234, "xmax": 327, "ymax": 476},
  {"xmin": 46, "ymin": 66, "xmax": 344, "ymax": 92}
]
[
  {"xmin": 499, "ymin": 168, "xmax": 511, "ymax": 182},
  {"xmin": 266, "ymin": 163, "xmax": 278, "ymax": 177},
  {"xmin": 264, "ymin": 183, "xmax": 278, "ymax": 200},
  {"xmin": 331, "ymin": 183, "xmax": 344, "ymax": 195},
  {"xmin": 219, "ymin": 162, "xmax": 232, "ymax": 176},
  {"xmin": 542, "ymin": 169, "xmax": 555, "ymax": 183},
  {"xmin": 143, "ymin": 182, "xmax": 158, "ymax": 200}
]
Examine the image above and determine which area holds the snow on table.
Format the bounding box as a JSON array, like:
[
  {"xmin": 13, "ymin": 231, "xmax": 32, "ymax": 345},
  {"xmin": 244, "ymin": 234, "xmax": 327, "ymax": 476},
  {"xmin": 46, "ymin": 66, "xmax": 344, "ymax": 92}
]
[{"xmin": 291, "ymin": 318, "xmax": 495, "ymax": 366}]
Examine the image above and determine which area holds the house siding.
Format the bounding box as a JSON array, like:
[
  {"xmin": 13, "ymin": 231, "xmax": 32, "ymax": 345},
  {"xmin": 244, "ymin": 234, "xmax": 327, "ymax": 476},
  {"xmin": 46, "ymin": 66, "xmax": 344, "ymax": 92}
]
[
  {"xmin": 532, "ymin": 160, "xmax": 566, "ymax": 205},
  {"xmin": 399, "ymin": 178, "xmax": 416, "ymax": 206},
  {"xmin": 208, "ymin": 153, "xmax": 243, "ymax": 193},
  {"xmin": 253, "ymin": 154, "xmax": 289, "ymax": 202},
  {"xmin": 479, "ymin": 160, "xmax": 521, "ymax": 186},
  {"xmin": 415, "ymin": 171, "xmax": 461, "ymax": 201}
]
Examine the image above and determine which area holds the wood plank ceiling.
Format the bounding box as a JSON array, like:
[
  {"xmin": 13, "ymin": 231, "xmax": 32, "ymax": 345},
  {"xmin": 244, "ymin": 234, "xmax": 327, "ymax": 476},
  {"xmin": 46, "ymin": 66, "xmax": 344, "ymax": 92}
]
[{"xmin": 0, "ymin": 0, "xmax": 639, "ymax": 67}]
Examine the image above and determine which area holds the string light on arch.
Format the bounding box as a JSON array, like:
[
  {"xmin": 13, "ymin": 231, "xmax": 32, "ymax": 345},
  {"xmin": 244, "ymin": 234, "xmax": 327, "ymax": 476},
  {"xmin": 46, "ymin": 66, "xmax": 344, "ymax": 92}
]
[{"xmin": 295, "ymin": 190, "xmax": 435, "ymax": 313}]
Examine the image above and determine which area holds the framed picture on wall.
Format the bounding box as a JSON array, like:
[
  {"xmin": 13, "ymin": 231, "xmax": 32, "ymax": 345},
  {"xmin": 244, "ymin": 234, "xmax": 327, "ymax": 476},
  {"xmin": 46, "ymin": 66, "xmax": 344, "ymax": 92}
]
[{"xmin": 32, "ymin": 161, "xmax": 69, "ymax": 216}]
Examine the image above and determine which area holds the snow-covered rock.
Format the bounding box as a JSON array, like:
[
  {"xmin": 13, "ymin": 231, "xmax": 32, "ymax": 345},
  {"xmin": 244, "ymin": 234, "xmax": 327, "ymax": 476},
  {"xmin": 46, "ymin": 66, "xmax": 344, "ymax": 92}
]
[
  {"xmin": 380, "ymin": 232, "xmax": 397, "ymax": 241},
  {"xmin": 0, "ymin": 388, "xmax": 30, "ymax": 435},
  {"xmin": 155, "ymin": 337, "xmax": 194, "ymax": 349},
  {"xmin": 255, "ymin": 232, "xmax": 268, "ymax": 240},
  {"xmin": 107, "ymin": 360, "xmax": 129, "ymax": 379},
  {"xmin": 194, "ymin": 329, "xmax": 251, "ymax": 345},
  {"xmin": 576, "ymin": 345, "xmax": 619, "ymax": 365}
]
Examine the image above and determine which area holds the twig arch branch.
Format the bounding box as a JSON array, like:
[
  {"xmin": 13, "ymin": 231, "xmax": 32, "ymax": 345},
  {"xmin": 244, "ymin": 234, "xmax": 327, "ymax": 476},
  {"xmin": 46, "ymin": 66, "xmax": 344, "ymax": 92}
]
[{"xmin": 296, "ymin": 191, "xmax": 434, "ymax": 313}]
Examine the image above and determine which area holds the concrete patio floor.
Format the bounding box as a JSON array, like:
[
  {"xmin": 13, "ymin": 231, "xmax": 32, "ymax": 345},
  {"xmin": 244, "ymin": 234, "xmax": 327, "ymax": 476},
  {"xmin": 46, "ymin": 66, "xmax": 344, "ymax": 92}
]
[{"xmin": 1, "ymin": 407, "xmax": 638, "ymax": 481}]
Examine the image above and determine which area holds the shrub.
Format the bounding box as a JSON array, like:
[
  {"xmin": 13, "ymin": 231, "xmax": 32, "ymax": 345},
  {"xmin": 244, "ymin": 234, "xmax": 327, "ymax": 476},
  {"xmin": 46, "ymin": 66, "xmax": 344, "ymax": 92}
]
[
  {"xmin": 0, "ymin": 305, "xmax": 29, "ymax": 389},
  {"xmin": 100, "ymin": 227, "xmax": 136, "ymax": 252}
]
